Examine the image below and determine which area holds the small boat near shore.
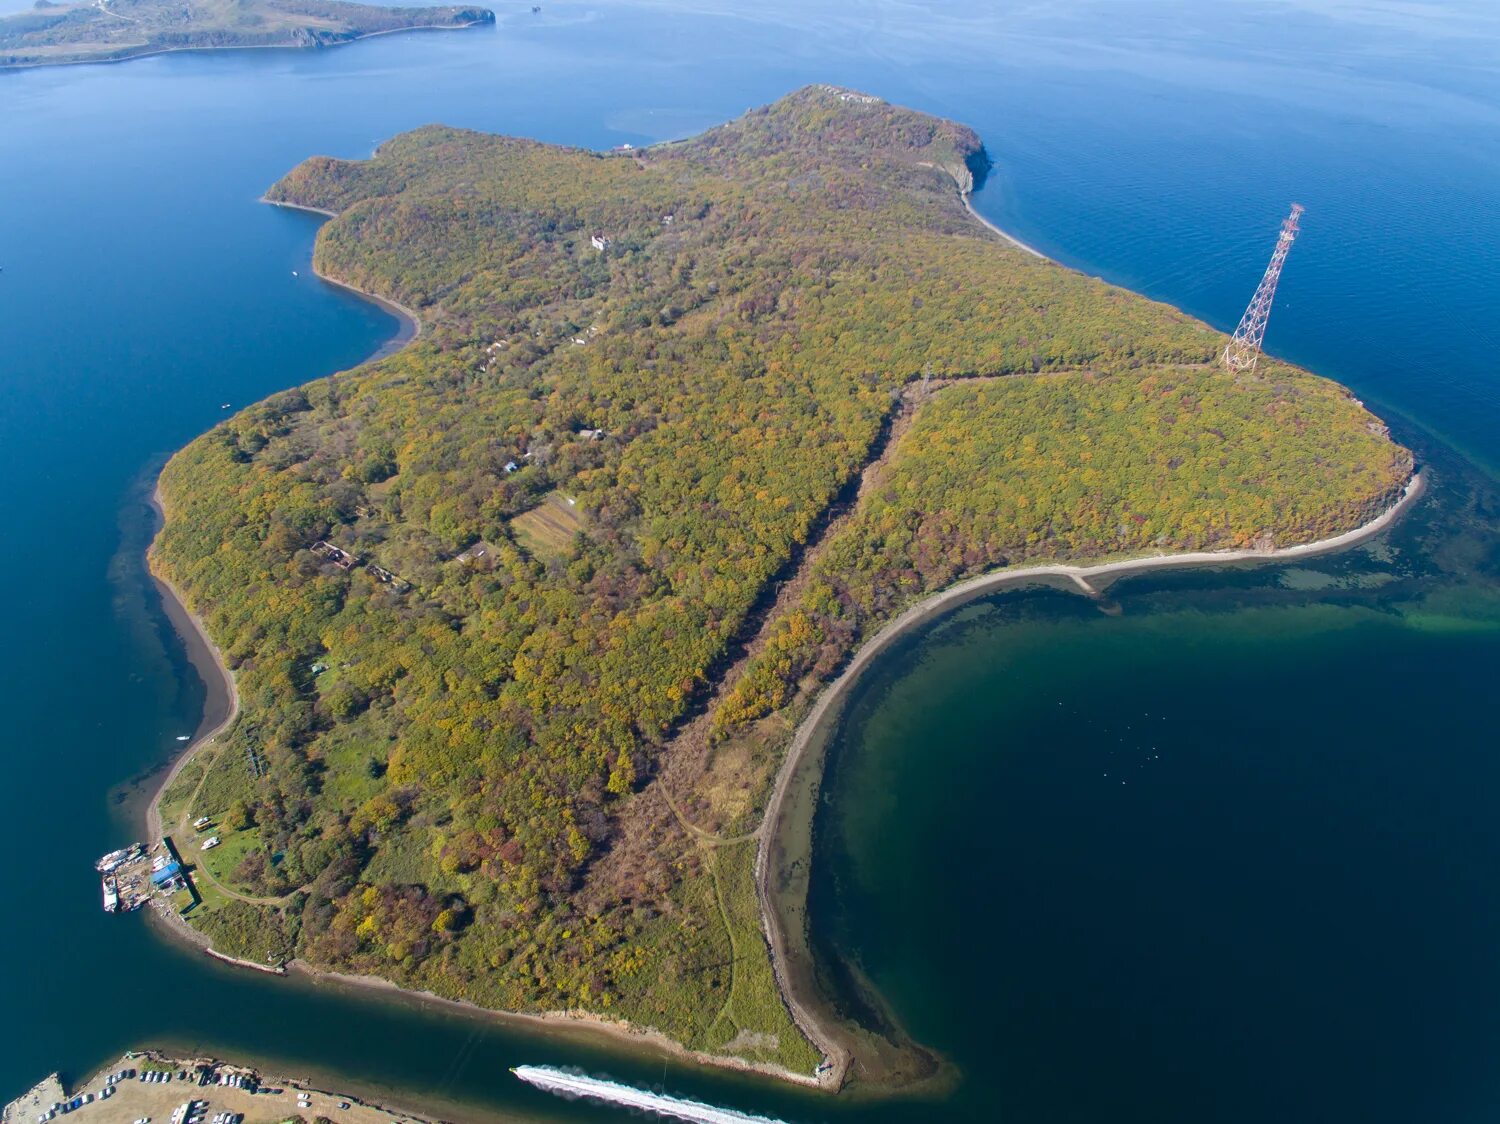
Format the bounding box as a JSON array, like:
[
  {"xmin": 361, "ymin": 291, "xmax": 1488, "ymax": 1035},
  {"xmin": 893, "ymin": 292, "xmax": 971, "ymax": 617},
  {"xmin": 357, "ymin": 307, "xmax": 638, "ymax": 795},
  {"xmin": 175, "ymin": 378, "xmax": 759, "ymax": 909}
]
[{"xmin": 103, "ymin": 875, "xmax": 119, "ymax": 913}]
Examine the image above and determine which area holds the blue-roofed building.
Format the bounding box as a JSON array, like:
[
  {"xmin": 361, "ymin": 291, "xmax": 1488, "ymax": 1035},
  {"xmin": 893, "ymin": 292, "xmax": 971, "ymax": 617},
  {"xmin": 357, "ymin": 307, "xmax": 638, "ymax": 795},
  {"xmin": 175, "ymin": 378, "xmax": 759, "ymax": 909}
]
[{"xmin": 150, "ymin": 862, "xmax": 182, "ymax": 886}]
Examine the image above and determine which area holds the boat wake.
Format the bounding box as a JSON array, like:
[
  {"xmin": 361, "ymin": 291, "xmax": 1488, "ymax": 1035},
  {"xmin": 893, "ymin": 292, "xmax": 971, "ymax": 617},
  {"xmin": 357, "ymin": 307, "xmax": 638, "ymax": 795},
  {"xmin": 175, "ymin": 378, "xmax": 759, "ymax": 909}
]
[{"xmin": 511, "ymin": 1065, "xmax": 790, "ymax": 1123}]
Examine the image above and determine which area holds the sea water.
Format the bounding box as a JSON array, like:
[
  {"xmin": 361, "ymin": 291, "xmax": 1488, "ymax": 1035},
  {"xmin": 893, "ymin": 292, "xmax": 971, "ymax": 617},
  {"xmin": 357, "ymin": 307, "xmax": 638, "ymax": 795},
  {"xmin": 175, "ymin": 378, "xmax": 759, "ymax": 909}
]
[{"xmin": 1, "ymin": 2, "xmax": 1498, "ymax": 1121}]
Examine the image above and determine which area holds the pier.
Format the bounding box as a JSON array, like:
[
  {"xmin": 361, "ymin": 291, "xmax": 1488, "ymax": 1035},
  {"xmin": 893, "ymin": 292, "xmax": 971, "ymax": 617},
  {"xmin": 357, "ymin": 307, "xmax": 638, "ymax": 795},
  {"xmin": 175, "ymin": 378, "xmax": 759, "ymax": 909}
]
[{"xmin": 95, "ymin": 838, "xmax": 199, "ymax": 917}]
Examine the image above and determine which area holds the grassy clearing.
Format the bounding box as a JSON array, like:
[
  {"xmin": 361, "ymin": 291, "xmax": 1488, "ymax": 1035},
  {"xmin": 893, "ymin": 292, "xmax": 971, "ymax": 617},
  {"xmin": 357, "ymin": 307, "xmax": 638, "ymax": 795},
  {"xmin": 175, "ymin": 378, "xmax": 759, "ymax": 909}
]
[
  {"xmin": 509, "ymin": 491, "xmax": 584, "ymax": 561},
  {"xmin": 313, "ymin": 710, "xmax": 396, "ymax": 811},
  {"xmin": 194, "ymin": 825, "xmax": 263, "ymax": 888},
  {"xmin": 700, "ymin": 842, "xmax": 822, "ymax": 1074},
  {"xmin": 195, "ymin": 740, "xmax": 257, "ymax": 820},
  {"xmin": 361, "ymin": 824, "xmax": 451, "ymax": 891},
  {"xmin": 193, "ymin": 896, "xmax": 300, "ymax": 963},
  {"xmin": 158, "ymin": 750, "xmax": 212, "ymax": 831}
]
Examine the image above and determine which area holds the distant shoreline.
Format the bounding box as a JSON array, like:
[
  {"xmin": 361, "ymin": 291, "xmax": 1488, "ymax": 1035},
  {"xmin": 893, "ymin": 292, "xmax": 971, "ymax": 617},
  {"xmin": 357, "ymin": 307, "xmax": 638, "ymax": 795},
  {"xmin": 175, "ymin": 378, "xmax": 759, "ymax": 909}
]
[
  {"xmin": 756, "ymin": 471, "xmax": 1427, "ymax": 1088},
  {"xmin": 0, "ymin": 17, "xmax": 492, "ymax": 72}
]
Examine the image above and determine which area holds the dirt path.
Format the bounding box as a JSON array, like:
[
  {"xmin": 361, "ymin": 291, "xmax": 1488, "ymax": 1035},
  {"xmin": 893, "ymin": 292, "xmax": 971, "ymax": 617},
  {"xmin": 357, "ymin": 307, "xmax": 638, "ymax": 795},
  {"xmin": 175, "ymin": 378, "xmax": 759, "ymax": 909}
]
[{"xmin": 652, "ymin": 380, "xmax": 935, "ymax": 838}]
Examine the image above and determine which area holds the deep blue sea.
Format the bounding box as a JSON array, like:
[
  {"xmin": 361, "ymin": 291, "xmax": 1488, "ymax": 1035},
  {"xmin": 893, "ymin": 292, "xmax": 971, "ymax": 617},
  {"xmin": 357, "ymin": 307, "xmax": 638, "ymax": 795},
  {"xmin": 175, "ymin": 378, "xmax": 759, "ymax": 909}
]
[{"xmin": 2, "ymin": 2, "xmax": 1499, "ymax": 1122}]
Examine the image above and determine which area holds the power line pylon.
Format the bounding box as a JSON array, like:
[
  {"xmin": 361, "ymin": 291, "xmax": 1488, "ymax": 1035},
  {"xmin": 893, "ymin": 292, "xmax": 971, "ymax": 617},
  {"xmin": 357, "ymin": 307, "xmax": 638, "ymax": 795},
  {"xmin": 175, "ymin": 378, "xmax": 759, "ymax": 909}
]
[{"xmin": 1224, "ymin": 203, "xmax": 1304, "ymax": 372}]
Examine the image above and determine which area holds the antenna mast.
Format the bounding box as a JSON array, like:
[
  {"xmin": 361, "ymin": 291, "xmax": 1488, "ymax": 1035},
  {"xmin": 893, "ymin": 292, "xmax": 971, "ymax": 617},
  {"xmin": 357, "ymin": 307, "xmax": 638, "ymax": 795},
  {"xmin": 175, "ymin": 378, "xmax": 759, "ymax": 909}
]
[{"xmin": 1224, "ymin": 203, "xmax": 1304, "ymax": 371}]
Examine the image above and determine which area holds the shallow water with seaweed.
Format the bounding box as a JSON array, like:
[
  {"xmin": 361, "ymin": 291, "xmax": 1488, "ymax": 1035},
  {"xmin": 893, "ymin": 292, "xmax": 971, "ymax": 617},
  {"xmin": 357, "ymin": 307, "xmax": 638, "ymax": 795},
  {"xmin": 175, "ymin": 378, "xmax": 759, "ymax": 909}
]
[{"xmin": 809, "ymin": 433, "xmax": 1500, "ymax": 1122}]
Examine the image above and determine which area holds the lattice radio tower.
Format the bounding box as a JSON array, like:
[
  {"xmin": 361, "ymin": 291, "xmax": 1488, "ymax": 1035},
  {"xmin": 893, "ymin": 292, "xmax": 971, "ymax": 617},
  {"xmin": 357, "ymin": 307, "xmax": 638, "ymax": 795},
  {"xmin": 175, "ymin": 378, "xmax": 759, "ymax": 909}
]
[{"xmin": 1224, "ymin": 203, "xmax": 1304, "ymax": 371}]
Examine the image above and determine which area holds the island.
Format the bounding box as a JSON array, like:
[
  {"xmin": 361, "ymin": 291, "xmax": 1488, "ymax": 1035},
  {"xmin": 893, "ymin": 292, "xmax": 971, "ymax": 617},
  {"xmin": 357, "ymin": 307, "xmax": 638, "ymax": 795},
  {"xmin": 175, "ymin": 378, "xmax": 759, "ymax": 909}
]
[
  {"xmin": 142, "ymin": 86, "xmax": 1415, "ymax": 1088},
  {"xmin": 0, "ymin": 0, "xmax": 493, "ymax": 69}
]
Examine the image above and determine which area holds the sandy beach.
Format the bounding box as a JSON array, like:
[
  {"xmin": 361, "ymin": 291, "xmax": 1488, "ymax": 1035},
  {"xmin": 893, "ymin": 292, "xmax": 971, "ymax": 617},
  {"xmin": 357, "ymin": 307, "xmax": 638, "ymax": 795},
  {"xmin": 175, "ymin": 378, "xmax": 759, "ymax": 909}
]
[
  {"xmin": 755, "ymin": 471, "xmax": 1426, "ymax": 1089},
  {"xmin": 960, "ymin": 188, "xmax": 1048, "ymax": 259},
  {"xmin": 302, "ymin": 967, "xmax": 823, "ymax": 1088},
  {"xmin": 143, "ymin": 486, "xmax": 240, "ymax": 849}
]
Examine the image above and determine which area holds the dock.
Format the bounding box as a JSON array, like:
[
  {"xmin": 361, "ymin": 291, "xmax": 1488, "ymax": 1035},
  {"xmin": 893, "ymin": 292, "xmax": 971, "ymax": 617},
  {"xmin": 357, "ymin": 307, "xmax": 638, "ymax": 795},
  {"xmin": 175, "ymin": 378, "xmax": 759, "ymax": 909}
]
[{"xmin": 94, "ymin": 838, "xmax": 199, "ymax": 916}]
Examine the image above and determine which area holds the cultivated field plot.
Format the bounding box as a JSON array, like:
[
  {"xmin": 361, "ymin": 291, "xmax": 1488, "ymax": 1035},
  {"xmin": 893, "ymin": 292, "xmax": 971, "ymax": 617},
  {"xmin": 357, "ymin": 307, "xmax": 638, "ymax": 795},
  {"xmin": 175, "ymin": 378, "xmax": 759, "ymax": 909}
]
[{"xmin": 509, "ymin": 492, "xmax": 585, "ymax": 561}]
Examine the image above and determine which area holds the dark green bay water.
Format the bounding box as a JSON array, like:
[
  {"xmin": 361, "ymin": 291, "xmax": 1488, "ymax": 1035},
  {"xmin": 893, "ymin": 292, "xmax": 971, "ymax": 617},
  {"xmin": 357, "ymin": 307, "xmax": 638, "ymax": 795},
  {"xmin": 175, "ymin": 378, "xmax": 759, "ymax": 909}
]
[
  {"xmin": 2, "ymin": 2, "xmax": 1499, "ymax": 1122},
  {"xmin": 811, "ymin": 442, "xmax": 1500, "ymax": 1123}
]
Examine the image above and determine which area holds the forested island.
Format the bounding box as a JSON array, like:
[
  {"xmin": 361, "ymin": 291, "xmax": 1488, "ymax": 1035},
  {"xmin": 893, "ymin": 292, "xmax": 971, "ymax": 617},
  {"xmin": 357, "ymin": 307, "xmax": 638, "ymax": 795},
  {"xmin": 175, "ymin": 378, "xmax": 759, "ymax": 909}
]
[
  {"xmin": 0, "ymin": 0, "xmax": 492, "ymax": 69},
  {"xmin": 148, "ymin": 86, "xmax": 1413, "ymax": 1084}
]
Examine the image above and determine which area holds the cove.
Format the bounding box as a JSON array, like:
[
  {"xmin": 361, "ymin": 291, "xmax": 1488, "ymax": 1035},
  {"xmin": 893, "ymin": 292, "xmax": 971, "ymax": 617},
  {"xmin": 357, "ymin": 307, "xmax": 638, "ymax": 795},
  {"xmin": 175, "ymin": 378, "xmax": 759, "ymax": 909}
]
[{"xmin": 807, "ymin": 438, "xmax": 1500, "ymax": 1122}]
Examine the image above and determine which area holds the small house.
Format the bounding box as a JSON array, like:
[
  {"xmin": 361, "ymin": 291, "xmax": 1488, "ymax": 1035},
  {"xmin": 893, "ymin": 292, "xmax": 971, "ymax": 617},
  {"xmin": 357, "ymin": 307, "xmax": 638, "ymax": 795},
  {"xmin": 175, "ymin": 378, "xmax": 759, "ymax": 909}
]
[
  {"xmin": 150, "ymin": 862, "xmax": 182, "ymax": 887},
  {"xmin": 456, "ymin": 540, "xmax": 500, "ymax": 566}
]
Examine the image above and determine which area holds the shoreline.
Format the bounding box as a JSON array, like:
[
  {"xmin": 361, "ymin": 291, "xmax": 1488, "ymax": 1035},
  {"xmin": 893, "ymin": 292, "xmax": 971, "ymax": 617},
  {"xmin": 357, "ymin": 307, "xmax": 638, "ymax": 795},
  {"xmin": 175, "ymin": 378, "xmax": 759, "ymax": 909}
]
[
  {"xmin": 0, "ymin": 17, "xmax": 492, "ymax": 73},
  {"xmin": 960, "ymin": 188, "xmax": 1048, "ymax": 260},
  {"xmin": 300, "ymin": 967, "xmax": 823, "ymax": 1088},
  {"xmin": 143, "ymin": 484, "xmax": 240, "ymax": 849},
  {"xmin": 144, "ymin": 193, "xmax": 420, "ymax": 850},
  {"xmin": 754, "ymin": 470, "xmax": 1426, "ymax": 1089},
  {"xmin": 140, "ymin": 483, "xmax": 251, "ymax": 964},
  {"xmin": 263, "ymin": 197, "xmax": 425, "ymax": 356},
  {"xmin": 138, "ymin": 201, "xmax": 817, "ymax": 1091},
  {"xmin": 139, "ymin": 197, "xmax": 421, "ymax": 981},
  {"xmin": 138, "ymin": 171, "xmax": 1427, "ymax": 1096}
]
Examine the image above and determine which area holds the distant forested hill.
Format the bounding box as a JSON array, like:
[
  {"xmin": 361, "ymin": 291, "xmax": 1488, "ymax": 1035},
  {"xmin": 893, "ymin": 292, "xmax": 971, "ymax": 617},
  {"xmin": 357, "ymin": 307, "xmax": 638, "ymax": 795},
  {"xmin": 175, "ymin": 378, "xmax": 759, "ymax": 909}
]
[
  {"xmin": 151, "ymin": 87, "xmax": 1412, "ymax": 1078},
  {"xmin": 0, "ymin": 0, "xmax": 492, "ymax": 68}
]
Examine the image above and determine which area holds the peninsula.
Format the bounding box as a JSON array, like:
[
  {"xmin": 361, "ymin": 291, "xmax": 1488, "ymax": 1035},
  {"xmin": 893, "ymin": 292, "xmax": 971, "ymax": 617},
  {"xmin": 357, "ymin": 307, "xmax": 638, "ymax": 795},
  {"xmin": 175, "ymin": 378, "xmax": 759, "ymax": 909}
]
[
  {"xmin": 144, "ymin": 86, "xmax": 1415, "ymax": 1087},
  {"xmin": 0, "ymin": 0, "xmax": 493, "ymax": 69}
]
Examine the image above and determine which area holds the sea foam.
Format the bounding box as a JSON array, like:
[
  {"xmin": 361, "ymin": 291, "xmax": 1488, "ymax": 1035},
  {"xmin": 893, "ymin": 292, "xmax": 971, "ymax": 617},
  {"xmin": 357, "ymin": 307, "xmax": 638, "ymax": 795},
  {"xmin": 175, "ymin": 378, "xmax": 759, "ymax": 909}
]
[{"xmin": 512, "ymin": 1065, "xmax": 790, "ymax": 1123}]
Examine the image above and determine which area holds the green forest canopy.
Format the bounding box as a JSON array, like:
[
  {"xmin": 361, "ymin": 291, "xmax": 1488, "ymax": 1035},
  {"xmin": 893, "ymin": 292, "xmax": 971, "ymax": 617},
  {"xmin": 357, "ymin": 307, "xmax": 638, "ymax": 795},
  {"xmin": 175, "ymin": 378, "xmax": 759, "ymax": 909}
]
[{"xmin": 152, "ymin": 86, "xmax": 1412, "ymax": 1075}]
